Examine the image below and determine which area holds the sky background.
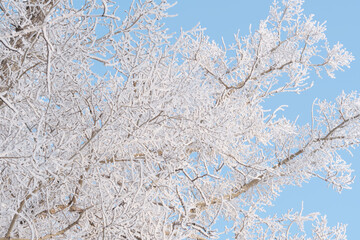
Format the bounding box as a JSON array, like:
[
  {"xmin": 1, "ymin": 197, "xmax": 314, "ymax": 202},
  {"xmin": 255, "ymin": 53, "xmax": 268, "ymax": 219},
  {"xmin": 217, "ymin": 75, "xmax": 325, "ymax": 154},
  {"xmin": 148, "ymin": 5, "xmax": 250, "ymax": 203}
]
[{"xmin": 164, "ymin": 1, "xmax": 360, "ymax": 238}]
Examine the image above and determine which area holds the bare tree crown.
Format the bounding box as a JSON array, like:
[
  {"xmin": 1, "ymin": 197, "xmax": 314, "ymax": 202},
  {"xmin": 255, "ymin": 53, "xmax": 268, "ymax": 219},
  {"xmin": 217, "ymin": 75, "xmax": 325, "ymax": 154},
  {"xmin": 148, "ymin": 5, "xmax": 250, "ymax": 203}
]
[{"xmin": 0, "ymin": 0, "xmax": 357, "ymax": 239}]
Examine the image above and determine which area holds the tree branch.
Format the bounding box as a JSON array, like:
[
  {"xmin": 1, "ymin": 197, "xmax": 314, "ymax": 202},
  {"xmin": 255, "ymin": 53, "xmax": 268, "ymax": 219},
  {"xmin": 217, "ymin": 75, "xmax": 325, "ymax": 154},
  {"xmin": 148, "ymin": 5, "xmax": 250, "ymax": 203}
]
[
  {"xmin": 4, "ymin": 179, "xmax": 41, "ymax": 238},
  {"xmin": 196, "ymin": 114, "xmax": 360, "ymax": 209},
  {"xmin": 38, "ymin": 211, "xmax": 85, "ymax": 240}
]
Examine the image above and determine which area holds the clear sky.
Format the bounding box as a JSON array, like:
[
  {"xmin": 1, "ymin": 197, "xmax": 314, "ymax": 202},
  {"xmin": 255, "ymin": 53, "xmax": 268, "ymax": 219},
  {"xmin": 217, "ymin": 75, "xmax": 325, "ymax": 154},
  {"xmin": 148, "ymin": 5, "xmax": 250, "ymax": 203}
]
[{"xmin": 164, "ymin": 1, "xmax": 360, "ymax": 238}]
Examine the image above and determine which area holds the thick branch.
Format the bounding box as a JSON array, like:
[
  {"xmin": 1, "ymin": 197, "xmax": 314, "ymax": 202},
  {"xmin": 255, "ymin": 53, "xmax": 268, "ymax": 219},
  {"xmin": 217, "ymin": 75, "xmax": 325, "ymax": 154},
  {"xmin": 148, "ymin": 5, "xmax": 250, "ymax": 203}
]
[
  {"xmin": 195, "ymin": 148, "xmax": 304, "ymax": 209},
  {"xmin": 196, "ymin": 114, "xmax": 360, "ymax": 209}
]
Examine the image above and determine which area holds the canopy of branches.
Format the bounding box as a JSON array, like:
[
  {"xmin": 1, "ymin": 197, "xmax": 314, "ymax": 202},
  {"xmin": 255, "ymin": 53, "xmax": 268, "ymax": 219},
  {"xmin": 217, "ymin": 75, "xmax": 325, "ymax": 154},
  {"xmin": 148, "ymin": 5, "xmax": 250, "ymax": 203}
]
[{"xmin": 0, "ymin": 0, "xmax": 358, "ymax": 239}]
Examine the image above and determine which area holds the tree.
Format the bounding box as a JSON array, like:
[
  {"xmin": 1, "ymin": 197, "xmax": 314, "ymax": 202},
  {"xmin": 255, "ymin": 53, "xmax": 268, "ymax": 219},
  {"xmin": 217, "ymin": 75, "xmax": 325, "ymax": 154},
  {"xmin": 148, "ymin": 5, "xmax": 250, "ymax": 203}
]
[{"xmin": 0, "ymin": 0, "xmax": 358, "ymax": 239}]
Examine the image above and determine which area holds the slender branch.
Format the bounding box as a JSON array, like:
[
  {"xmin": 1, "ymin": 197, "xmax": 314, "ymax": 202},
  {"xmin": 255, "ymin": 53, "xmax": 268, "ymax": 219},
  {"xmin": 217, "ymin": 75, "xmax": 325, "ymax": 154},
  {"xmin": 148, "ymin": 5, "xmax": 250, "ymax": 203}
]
[
  {"xmin": 4, "ymin": 178, "xmax": 41, "ymax": 238},
  {"xmin": 0, "ymin": 93, "xmax": 18, "ymax": 113},
  {"xmin": 215, "ymin": 61, "xmax": 293, "ymax": 106},
  {"xmin": 200, "ymin": 64, "xmax": 230, "ymax": 89},
  {"xmin": 0, "ymin": 39, "xmax": 23, "ymax": 54},
  {"xmin": 316, "ymin": 114, "xmax": 360, "ymax": 141},
  {"xmin": 42, "ymin": 26, "xmax": 53, "ymax": 95},
  {"xmin": 38, "ymin": 211, "xmax": 85, "ymax": 240}
]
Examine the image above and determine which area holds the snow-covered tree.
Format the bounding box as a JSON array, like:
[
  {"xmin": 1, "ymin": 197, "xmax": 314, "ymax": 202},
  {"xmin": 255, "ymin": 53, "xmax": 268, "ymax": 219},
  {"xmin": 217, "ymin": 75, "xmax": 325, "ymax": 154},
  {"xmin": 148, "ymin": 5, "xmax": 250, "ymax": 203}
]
[{"xmin": 0, "ymin": 0, "xmax": 358, "ymax": 239}]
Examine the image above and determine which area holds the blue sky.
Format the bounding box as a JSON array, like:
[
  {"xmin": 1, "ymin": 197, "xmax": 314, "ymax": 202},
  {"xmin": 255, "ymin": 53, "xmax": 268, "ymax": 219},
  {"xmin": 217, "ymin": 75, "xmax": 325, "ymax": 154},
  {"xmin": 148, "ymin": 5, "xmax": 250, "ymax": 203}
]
[{"xmin": 164, "ymin": 1, "xmax": 360, "ymax": 238}]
